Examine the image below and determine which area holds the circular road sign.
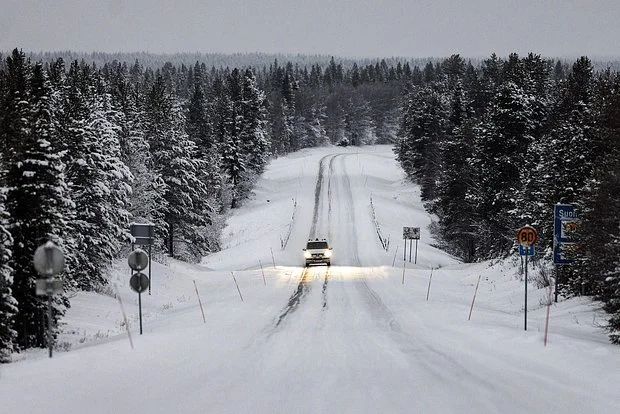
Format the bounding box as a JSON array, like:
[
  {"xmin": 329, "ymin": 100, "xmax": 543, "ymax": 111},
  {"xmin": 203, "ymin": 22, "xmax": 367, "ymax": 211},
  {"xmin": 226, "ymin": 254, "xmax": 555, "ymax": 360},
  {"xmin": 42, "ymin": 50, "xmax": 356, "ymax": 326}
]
[
  {"xmin": 130, "ymin": 272, "xmax": 150, "ymax": 293},
  {"xmin": 33, "ymin": 242, "xmax": 65, "ymax": 276},
  {"xmin": 128, "ymin": 249, "xmax": 149, "ymax": 271},
  {"xmin": 517, "ymin": 225, "xmax": 538, "ymax": 247}
]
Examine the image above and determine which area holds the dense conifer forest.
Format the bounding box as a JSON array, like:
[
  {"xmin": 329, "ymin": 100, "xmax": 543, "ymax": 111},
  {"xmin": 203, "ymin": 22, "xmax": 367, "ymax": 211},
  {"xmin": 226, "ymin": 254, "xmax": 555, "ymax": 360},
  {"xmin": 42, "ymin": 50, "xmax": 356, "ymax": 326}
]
[{"xmin": 0, "ymin": 49, "xmax": 618, "ymax": 359}]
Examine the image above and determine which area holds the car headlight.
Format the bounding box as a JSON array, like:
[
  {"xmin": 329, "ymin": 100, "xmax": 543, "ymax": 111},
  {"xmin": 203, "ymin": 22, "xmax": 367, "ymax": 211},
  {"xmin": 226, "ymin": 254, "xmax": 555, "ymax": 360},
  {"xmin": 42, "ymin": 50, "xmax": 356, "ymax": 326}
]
[
  {"xmin": 304, "ymin": 251, "xmax": 311, "ymax": 258},
  {"xmin": 324, "ymin": 250, "xmax": 332, "ymax": 258}
]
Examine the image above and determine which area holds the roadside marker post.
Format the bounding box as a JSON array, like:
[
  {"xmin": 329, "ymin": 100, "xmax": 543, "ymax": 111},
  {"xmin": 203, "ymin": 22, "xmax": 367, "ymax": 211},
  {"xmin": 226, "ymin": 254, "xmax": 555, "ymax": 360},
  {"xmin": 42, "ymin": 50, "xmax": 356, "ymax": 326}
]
[
  {"xmin": 193, "ymin": 280, "xmax": 207, "ymax": 324},
  {"xmin": 544, "ymin": 284, "xmax": 553, "ymax": 346},
  {"xmin": 231, "ymin": 271, "xmax": 244, "ymax": 302},
  {"xmin": 392, "ymin": 245, "xmax": 399, "ymax": 267},
  {"xmin": 426, "ymin": 268, "xmax": 434, "ymax": 301},
  {"xmin": 114, "ymin": 284, "xmax": 134, "ymax": 349},
  {"xmin": 468, "ymin": 275, "xmax": 482, "ymax": 321},
  {"xmin": 259, "ymin": 260, "xmax": 266, "ymax": 286}
]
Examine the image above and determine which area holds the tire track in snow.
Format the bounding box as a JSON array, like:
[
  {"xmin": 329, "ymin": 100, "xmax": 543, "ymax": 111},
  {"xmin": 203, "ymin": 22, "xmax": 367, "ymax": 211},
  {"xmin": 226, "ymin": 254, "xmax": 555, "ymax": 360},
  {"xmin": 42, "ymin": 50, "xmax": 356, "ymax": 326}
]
[
  {"xmin": 332, "ymin": 154, "xmax": 401, "ymax": 330},
  {"xmin": 309, "ymin": 155, "xmax": 331, "ymax": 239},
  {"xmin": 330, "ymin": 156, "xmax": 498, "ymax": 391},
  {"xmin": 321, "ymin": 267, "xmax": 330, "ymax": 310},
  {"xmin": 274, "ymin": 267, "xmax": 312, "ymax": 328}
]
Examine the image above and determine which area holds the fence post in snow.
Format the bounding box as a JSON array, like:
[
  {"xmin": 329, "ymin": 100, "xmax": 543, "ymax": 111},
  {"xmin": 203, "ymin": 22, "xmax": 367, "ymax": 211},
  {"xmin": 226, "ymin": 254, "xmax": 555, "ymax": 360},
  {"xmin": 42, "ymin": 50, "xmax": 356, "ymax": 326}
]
[
  {"xmin": 259, "ymin": 260, "xmax": 266, "ymax": 286},
  {"xmin": 426, "ymin": 268, "xmax": 434, "ymax": 301},
  {"xmin": 468, "ymin": 275, "xmax": 482, "ymax": 321},
  {"xmin": 114, "ymin": 284, "xmax": 134, "ymax": 349},
  {"xmin": 270, "ymin": 247, "xmax": 276, "ymax": 268},
  {"xmin": 392, "ymin": 245, "xmax": 399, "ymax": 267},
  {"xmin": 193, "ymin": 280, "xmax": 206, "ymax": 324},
  {"xmin": 401, "ymin": 260, "xmax": 406, "ymax": 285},
  {"xmin": 544, "ymin": 284, "xmax": 553, "ymax": 346},
  {"xmin": 231, "ymin": 271, "xmax": 244, "ymax": 302}
]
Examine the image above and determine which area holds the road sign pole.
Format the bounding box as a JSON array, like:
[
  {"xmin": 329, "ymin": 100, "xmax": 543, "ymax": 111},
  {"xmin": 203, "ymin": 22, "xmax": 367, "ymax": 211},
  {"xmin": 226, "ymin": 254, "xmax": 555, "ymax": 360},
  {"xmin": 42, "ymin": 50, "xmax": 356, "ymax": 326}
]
[
  {"xmin": 403, "ymin": 239, "xmax": 406, "ymax": 261},
  {"xmin": 524, "ymin": 253, "xmax": 528, "ymax": 331},
  {"xmin": 148, "ymin": 244, "xmax": 152, "ymax": 295},
  {"xmin": 414, "ymin": 240, "xmax": 418, "ymax": 264},
  {"xmin": 33, "ymin": 242, "xmax": 65, "ymax": 358},
  {"xmin": 409, "ymin": 240, "xmax": 412, "ymax": 262},
  {"xmin": 138, "ymin": 290, "xmax": 143, "ymax": 335},
  {"xmin": 554, "ymin": 265, "xmax": 560, "ymax": 303},
  {"xmin": 47, "ymin": 293, "xmax": 53, "ymax": 357}
]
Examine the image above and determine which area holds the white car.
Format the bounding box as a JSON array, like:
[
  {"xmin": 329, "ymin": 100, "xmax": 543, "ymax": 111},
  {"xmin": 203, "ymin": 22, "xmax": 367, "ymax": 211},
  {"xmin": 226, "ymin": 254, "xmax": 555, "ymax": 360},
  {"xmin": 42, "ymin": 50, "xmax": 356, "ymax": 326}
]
[{"xmin": 303, "ymin": 239, "xmax": 332, "ymax": 267}]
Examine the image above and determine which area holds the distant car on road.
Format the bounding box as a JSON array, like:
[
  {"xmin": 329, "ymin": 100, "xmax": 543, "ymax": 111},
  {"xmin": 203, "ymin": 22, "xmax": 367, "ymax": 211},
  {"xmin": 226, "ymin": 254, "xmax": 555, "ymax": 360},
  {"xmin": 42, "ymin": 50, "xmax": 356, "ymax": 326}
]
[{"xmin": 303, "ymin": 239, "xmax": 332, "ymax": 267}]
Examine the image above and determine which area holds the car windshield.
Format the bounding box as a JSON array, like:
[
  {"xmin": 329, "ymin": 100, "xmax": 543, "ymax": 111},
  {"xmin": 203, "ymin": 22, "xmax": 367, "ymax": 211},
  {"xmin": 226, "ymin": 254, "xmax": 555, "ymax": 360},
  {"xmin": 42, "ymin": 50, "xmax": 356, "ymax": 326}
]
[{"xmin": 307, "ymin": 241, "xmax": 328, "ymax": 249}]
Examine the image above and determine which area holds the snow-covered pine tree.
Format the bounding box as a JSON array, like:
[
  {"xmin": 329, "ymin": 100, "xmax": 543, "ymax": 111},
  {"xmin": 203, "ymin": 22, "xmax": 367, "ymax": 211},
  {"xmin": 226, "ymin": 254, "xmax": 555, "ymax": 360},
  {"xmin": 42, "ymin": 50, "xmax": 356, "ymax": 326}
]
[
  {"xmin": 0, "ymin": 193, "xmax": 16, "ymax": 362},
  {"xmin": 306, "ymin": 104, "xmax": 330, "ymax": 147},
  {"xmin": 535, "ymin": 57, "xmax": 597, "ymax": 292},
  {"xmin": 239, "ymin": 68, "xmax": 270, "ymax": 174},
  {"xmin": 431, "ymin": 82, "xmax": 477, "ymax": 261},
  {"xmin": 185, "ymin": 79, "xmax": 226, "ymax": 253},
  {"xmin": 467, "ymin": 80, "xmax": 535, "ymax": 257},
  {"xmin": 108, "ymin": 62, "xmax": 168, "ymax": 248},
  {"xmin": 576, "ymin": 71, "xmax": 620, "ymax": 333},
  {"xmin": 145, "ymin": 76, "xmax": 213, "ymax": 258},
  {"xmin": 0, "ymin": 52, "xmax": 72, "ymax": 349},
  {"xmin": 62, "ymin": 63, "xmax": 132, "ymax": 289},
  {"xmin": 394, "ymin": 84, "xmax": 446, "ymax": 202}
]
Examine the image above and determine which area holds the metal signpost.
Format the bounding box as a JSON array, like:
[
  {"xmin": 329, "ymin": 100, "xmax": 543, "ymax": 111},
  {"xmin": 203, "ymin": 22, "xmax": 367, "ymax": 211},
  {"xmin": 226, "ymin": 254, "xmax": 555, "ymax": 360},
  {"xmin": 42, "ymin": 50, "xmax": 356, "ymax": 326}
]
[
  {"xmin": 128, "ymin": 249, "xmax": 149, "ymax": 335},
  {"xmin": 517, "ymin": 225, "xmax": 537, "ymax": 331},
  {"xmin": 130, "ymin": 223, "xmax": 155, "ymax": 294},
  {"xmin": 402, "ymin": 227, "xmax": 420, "ymax": 264},
  {"xmin": 33, "ymin": 242, "xmax": 65, "ymax": 358},
  {"xmin": 553, "ymin": 204, "xmax": 579, "ymax": 302}
]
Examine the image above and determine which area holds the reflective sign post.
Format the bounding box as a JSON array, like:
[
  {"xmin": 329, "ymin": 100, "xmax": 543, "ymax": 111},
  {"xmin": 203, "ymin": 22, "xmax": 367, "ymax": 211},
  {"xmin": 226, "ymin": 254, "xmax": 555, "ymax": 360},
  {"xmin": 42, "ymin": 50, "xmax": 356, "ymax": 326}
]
[
  {"xmin": 403, "ymin": 227, "xmax": 420, "ymax": 264},
  {"xmin": 128, "ymin": 249, "xmax": 149, "ymax": 335},
  {"xmin": 517, "ymin": 225, "xmax": 537, "ymax": 331},
  {"xmin": 130, "ymin": 223, "xmax": 155, "ymax": 294},
  {"xmin": 33, "ymin": 242, "xmax": 65, "ymax": 358}
]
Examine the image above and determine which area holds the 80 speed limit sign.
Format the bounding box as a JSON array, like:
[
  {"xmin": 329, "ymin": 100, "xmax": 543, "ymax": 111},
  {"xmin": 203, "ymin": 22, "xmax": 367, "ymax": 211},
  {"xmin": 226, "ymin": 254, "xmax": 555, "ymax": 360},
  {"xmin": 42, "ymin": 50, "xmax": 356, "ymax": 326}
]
[{"xmin": 517, "ymin": 225, "xmax": 538, "ymax": 247}]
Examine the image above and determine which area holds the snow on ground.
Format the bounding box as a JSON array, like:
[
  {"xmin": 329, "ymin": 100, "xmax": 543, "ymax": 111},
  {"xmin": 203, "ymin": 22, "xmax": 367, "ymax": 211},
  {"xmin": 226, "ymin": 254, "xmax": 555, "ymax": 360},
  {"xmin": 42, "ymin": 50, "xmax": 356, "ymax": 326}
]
[{"xmin": 1, "ymin": 145, "xmax": 619, "ymax": 413}]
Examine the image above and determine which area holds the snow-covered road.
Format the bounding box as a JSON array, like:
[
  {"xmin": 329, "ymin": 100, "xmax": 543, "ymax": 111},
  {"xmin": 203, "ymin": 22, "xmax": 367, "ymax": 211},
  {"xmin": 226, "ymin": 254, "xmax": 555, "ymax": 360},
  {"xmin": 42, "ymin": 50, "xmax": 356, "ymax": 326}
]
[{"xmin": 2, "ymin": 146, "xmax": 619, "ymax": 413}]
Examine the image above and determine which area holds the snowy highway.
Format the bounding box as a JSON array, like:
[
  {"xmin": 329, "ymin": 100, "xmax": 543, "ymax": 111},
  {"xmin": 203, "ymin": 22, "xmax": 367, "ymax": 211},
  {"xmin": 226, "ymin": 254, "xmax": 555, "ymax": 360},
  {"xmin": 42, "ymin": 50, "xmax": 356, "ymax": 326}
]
[{"xmin": 2, "ymin": 146, "xmax": 619, "ymax": 413}]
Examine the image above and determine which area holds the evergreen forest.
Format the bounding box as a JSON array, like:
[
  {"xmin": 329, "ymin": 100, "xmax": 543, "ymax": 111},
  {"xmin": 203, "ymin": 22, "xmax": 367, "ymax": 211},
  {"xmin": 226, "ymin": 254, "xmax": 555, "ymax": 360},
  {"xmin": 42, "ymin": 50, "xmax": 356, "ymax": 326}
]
[{"xmin": 0, "ymin": 49, "xmax": 619, "ymax": 360}]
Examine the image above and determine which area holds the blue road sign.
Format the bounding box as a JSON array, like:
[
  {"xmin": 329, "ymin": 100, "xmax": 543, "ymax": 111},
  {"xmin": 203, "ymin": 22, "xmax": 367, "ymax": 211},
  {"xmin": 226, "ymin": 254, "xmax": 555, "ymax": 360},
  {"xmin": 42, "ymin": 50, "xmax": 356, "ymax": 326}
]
[
  {"xmin": 519, "ymin": 245, "xmax": 535, "ymax": 256},
  {"xmin": 554, "ymin": 204, "xmax": 579, "ymax": 264}
]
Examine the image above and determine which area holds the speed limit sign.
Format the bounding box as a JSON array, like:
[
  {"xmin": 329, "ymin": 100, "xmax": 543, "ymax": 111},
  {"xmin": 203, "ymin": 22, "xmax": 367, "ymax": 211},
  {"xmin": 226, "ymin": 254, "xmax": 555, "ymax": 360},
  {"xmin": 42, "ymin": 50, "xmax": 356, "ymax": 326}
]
[{"xmin": 517, "ymin": 225, "xmax": 538, "ymax": 247}]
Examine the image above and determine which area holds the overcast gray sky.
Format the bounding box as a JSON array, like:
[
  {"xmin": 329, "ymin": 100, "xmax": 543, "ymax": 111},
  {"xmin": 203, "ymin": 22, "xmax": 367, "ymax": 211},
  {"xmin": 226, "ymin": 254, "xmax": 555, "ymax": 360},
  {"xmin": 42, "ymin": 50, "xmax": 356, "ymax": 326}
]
[{"xmin": 1, "ymin": 0, "xmax": 619, "ymax": 58}]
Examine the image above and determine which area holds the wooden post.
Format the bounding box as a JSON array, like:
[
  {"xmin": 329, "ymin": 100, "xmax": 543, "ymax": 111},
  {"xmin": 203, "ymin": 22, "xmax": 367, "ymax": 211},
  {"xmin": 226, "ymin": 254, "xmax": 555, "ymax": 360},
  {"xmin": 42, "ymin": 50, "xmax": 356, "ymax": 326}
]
[
  {"xmin": 193, "ymin": 280, "xmax": 206, "ymax": 324},
  {"xmin": 468, "ymin": 275, "xmax": 482, "ymax": 321},
  {"xmin": 259, "ymin": 260, "xmax": 266, "ymax": 286},
  {"xmin": 544, "ymin": 284, "xmax": 552, "ymax": 346},
  {"xmin": 231, "ymin": 272, "xmax": 244, "ymax": 302},
  {"xmin": 426, "ymin": 268, "xmax": 434, "ymax": 301},
  {"xmin": 114, "ymin": 284, "xmax": 133, "ymax": 349},
  {"xmin": 392, "ymin": 245, "xmax": 399, "ymax": 267}
]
